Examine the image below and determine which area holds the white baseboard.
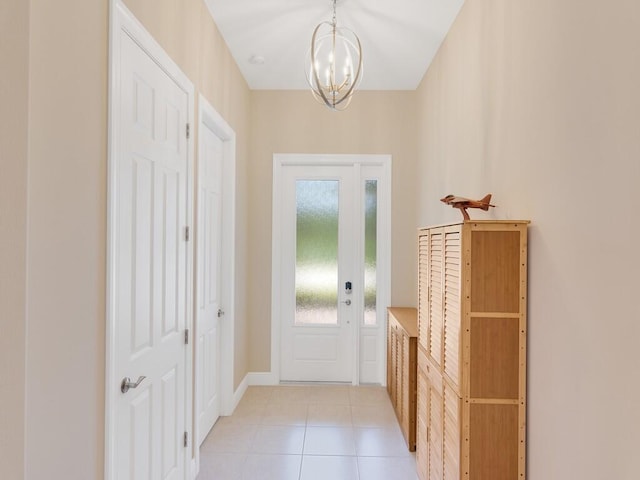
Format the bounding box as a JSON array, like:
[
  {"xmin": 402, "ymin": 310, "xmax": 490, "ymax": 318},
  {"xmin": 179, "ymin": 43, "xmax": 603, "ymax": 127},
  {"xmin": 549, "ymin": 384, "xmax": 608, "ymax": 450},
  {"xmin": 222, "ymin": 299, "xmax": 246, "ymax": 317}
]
[
  {"xmin": 247, "ymin": 371, "xmax": 279, "ymax": 386},
  {"xmin": 229, "ymin": 374, "xmax": 249, "ymax": 414}
]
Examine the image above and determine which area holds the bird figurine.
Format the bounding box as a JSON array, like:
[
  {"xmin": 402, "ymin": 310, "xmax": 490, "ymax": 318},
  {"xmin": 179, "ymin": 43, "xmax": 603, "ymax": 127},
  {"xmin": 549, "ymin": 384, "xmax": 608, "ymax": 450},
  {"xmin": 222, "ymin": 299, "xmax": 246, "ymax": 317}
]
[{"xmin": 440, "ymin": 194, "xmax": 495, "ymax": 221}]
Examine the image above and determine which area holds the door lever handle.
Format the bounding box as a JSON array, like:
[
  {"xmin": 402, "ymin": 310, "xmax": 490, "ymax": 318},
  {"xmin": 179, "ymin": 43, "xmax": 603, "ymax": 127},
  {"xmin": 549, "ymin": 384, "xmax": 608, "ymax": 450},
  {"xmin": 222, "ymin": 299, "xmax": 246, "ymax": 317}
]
[
  {"xmin": 121, "ymin": 376, "xmax": 146, "ymax": 394},
  {"xmin": 341, "ymin": 299, "xmax": 351, "ymax": 306}
]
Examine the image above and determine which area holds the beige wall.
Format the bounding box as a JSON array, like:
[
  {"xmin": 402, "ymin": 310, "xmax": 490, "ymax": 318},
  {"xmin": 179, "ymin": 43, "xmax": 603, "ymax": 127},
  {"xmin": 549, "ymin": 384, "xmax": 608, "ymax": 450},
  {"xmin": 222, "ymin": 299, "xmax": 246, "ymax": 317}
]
[
  {"xmin": 415, "ymin": 0, "xmax": 640, "ymax": 478},
  {"xmin": 25, "ymin": 0, "xmax": 108, "ymax": 477},
  {"xmin": 7, "ymin": 0, "xmax": 640, "ymax": 477},
  {"xmin": 19, "ymin": 0, "xmax": 251, "ymax": 478},
  {"xmin": 248, "ymin": 91, "xmax": 419, "ymax": 371},
  {"xmin": 0, "ymin": 0, "xmax": 29, "ymax": 478}
]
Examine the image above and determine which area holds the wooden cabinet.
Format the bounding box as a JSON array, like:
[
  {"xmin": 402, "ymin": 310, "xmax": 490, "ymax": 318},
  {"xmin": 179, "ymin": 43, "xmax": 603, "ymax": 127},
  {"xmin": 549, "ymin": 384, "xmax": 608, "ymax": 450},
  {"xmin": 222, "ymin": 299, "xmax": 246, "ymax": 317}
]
[
  {"xmin": 387, "ymin": 307, "xmax": 418, "ymax": 451},
  {"xmin": 416, "ymin": 221, "xmax": 528, "ymax": 480}
]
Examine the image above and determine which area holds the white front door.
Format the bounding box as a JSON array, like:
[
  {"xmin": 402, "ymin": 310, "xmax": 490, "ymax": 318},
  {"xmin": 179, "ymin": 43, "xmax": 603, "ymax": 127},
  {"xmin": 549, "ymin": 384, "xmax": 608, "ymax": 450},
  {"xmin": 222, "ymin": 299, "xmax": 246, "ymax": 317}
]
[
  {"xmin": 275, "ymin": 156, "xmax": 391, "ymax": 385},
  {"xmin": 280, "ymin": 165, "xmax": 356, "ymax": 382},
  {"xmin": 113, "ymin": 26, "xmax": 190, "ymax": 480},
  {"xmin": 196, "ymin": 115, "xmax": 223, "ymax": 445}
]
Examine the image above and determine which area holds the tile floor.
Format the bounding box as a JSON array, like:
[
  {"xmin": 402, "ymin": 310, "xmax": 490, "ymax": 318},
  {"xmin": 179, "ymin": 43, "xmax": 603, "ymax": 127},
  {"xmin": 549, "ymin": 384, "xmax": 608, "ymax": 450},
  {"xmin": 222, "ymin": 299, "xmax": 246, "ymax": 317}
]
[{"xmin": 198, "ymin": 385, "xmax": 418, "ymax": 480}]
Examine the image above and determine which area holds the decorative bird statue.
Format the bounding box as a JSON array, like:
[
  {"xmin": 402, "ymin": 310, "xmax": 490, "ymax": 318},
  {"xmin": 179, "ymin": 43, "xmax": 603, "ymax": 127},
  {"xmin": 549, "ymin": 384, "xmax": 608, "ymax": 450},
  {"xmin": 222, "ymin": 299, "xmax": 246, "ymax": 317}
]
[{"xmin": 440, "ymin": 194, "xmax": 495, "ymax": 221}]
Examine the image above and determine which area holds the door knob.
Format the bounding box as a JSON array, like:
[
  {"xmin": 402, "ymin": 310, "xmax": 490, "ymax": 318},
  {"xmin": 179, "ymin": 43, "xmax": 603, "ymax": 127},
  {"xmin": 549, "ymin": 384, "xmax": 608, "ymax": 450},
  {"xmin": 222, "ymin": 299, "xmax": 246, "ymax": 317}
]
[
  {"xmin": 341, "ymin": 299, "xmax": 351, "ymax": 306},
  {"xmin": 121, "ymin": 376, "xmax": 146, "ymax": 394}
]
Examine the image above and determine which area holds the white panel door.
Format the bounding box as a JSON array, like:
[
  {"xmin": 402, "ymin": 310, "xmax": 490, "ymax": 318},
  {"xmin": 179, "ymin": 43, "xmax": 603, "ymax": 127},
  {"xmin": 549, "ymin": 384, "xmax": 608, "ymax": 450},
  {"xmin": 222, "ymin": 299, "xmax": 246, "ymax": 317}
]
[
  {"xmin": 280, "ymin": 165, "xmax": 356, "ymax": 382},
  {"xmin": 115, "ymin": 31, "xmax": 189, "ymax": 480},
  {"xmin": 196, "ymin": 120, "xmax": 223, "ymax": 445},
  {"xmin": 275, "ymin": 156, "xmax": 391, "ymax": 385}
]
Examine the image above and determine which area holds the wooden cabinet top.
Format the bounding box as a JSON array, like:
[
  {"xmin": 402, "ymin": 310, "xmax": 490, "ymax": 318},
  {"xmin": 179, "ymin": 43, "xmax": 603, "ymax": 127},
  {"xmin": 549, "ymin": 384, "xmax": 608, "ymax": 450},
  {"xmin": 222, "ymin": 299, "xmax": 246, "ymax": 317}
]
[
  {"xmin": 388, "ymin": 307, "xmax": 418, "ymax": 338},
  {"xmin": 418, "ymin": 220, "xmax": 530, "ymax": 232}
]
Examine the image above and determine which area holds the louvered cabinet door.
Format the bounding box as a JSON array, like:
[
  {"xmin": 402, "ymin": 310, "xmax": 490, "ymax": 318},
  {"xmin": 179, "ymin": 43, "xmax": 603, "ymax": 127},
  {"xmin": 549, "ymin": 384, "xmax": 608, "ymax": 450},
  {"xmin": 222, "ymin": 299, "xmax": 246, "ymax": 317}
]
[
  {"xmin": 428, "ymin": 228, "xmax": 444, "ymax": 368},
  {"xmin": 416, "ymin": 356, "xmax": 429, "ymax": 480},
  {"xmin": 389, "ymin": 324, "xmax": 397, "ymax": 408},
  {"xmin": 428, "ymin": 377, "xmax": 444, "ymax": 480},
  {"xmin": 443, "ymin": 226, "xmax": 462, "ymax": 391},
  {"xmin": 387, "ymin": 319, "xmax": 392, "ymax": 397},
  {"xmin": 406, "ymin": 334, "xmax": 418, "ymax": 450},
  {"xmin": 395, "ymin": 328, "xmax": 404, "ymax": 424},
  {"xmin": 388, "ymin": 308, "xmax": 418, "ymax": 451},
  {"xmin": 418, "ymin": 232, "xmax": 430, "ymax": 353},
  {"xmin": 443, "ymin": 381, "xmax": 461, "ymax": 480},
  {"xmin": 400, "ymin": 331, "xmax": 408, "ymax": 437},
  {"xmin": 400, "ymin": 331, "xmax": 417, "ymax": 449}
]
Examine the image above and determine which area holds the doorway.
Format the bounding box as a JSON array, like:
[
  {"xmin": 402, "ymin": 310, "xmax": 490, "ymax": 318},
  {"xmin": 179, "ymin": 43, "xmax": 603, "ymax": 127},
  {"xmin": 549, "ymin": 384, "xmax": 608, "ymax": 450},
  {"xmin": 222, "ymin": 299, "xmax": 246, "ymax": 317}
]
[{"xmin": 272, "ymin": 154, "xmax": 391, "ymax": 385}]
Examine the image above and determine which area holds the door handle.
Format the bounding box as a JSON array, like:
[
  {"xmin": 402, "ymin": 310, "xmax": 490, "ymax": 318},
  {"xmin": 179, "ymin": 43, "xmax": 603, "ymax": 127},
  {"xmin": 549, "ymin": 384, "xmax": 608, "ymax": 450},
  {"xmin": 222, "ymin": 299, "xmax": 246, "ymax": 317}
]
[
  {"xmin": 121, "ymin": 376, "xmax": 146, "ymax": 394},
  {"xmin": 341, "ymin": 299, "xmax": 351, "ymax": 306}
]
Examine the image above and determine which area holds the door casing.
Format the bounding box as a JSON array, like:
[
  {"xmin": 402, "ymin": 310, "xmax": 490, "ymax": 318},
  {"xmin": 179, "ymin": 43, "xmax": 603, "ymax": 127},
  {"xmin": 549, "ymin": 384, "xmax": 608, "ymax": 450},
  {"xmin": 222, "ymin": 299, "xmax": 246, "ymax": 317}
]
[{"xmin": 271, "ymin": 154, "xmax": 392, "ymax": 385}]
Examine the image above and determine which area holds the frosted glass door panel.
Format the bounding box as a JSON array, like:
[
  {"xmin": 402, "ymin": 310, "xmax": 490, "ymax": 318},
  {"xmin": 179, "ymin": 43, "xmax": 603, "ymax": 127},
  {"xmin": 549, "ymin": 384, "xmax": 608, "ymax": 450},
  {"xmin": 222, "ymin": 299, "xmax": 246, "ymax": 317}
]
[
  {"xmin": 295, "ymin": 180, "xmax": 339, "ymax": 325},
  {"xmin": 364, "ymin": 180, "xmax": 377, "ymax": 326}
]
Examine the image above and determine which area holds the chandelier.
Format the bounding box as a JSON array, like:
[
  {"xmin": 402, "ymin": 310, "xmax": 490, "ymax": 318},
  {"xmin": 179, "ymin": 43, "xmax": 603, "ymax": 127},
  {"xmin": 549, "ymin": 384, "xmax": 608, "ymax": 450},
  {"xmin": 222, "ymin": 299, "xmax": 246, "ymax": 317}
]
[{"xmin": 306, "ymin": 0, "xmax": 363, "ymax": 111}]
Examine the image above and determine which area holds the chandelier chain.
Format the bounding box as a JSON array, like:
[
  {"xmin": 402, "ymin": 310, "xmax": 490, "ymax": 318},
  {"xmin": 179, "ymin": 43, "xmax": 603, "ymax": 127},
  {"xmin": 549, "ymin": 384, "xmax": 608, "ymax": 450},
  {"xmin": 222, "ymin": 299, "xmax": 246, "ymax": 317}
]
[{"xmin": 332, "ymin": 0, "xmax": 337, "ymax": 27}]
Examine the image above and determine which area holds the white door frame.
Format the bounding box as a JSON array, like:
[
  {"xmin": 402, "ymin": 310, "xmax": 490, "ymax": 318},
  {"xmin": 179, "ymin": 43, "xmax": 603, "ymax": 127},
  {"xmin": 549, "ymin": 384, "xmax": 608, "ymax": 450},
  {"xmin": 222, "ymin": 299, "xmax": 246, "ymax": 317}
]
[
  {"xmin": 106, "ymin": 2, "xmax": 195, "ymax": 479},
  {"xmin": 192, "ymin": 94, "xmax": 236, "ymax": 476},
  {"xmin": 271, "ymin": 154, "xmax": 392, "ymax": 385}
]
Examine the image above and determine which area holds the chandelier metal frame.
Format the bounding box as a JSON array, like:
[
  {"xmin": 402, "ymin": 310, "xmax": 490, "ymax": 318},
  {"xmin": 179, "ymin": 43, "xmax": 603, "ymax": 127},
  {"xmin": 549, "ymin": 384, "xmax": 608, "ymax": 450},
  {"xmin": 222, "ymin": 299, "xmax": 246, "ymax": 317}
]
[{"xmin": 306, "ymin": 0, "xmax": 363, "ymax": 111}]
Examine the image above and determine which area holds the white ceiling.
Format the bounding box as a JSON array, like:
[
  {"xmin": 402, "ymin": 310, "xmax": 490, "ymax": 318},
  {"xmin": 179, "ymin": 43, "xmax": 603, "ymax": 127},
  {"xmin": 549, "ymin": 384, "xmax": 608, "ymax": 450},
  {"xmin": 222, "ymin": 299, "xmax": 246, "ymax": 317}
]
[{"xmin": 204, "ymin": 0, "xmax": 465, "ymax": 91}]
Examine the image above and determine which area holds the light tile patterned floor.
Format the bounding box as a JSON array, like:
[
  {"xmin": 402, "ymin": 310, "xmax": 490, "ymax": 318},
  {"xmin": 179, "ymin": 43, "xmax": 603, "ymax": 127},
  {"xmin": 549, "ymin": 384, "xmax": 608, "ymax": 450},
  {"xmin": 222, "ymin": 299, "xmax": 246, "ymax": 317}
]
[{"xmin": 198, "ymin": 385, "xmax": 418, "ymax": 480}]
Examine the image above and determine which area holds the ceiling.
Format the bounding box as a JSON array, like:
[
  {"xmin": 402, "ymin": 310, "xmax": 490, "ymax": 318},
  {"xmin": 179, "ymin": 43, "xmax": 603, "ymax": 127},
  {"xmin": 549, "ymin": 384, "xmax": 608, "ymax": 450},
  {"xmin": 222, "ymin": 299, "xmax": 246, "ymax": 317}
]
[{"xmin": 204, "ymin": 0, "xmax": 465, "ymax": 91}]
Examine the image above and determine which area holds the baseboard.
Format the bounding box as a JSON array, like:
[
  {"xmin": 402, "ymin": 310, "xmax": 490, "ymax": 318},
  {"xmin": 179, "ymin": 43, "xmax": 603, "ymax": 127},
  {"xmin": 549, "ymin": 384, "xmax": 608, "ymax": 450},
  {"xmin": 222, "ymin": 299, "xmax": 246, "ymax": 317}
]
[
  {"xmin": 229, "ymin": 374, "xmax": 249, "ymax": 414},
  {"xmin": 247, "ymin": 371, "xmax": 279, "ymax": 386}
]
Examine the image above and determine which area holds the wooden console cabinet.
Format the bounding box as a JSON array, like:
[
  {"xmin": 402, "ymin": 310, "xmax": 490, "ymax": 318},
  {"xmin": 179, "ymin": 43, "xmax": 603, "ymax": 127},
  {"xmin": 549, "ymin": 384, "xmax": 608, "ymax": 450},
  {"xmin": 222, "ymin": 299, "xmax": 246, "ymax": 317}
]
[
  {"xmin": 387, "ymin": 307, "xmax": 418, "ymax": 451},
  {"xmin": 416, "ymin": 221, "xmax": 529, "ymax": 480}
]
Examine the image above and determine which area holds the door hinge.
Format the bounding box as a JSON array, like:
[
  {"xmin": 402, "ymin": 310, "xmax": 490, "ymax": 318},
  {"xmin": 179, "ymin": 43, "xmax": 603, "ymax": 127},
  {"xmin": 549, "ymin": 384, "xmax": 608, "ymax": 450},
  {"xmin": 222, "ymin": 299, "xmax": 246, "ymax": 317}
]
[
  {"xmin": 186, "ymin": 123, "xmax": 190, "ymax": 139},
  {"xmin": 184, "ymin": 329, "xmax": 189, "ymax": 345},
  {"xmin": 183, "ymin": 431, "xmax": 188, "ymax": 448},
  {"xmin": 185, "ymin": 226, "xmax": 190, "ymax": 242}
]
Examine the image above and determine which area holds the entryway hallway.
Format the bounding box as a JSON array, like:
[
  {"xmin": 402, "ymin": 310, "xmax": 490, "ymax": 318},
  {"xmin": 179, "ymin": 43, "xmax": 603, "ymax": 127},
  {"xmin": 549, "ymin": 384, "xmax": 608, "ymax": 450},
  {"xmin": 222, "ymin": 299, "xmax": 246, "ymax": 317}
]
[{"xmin": 198, "ymin": 385, "xmax": 418, "ymax": 480}]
